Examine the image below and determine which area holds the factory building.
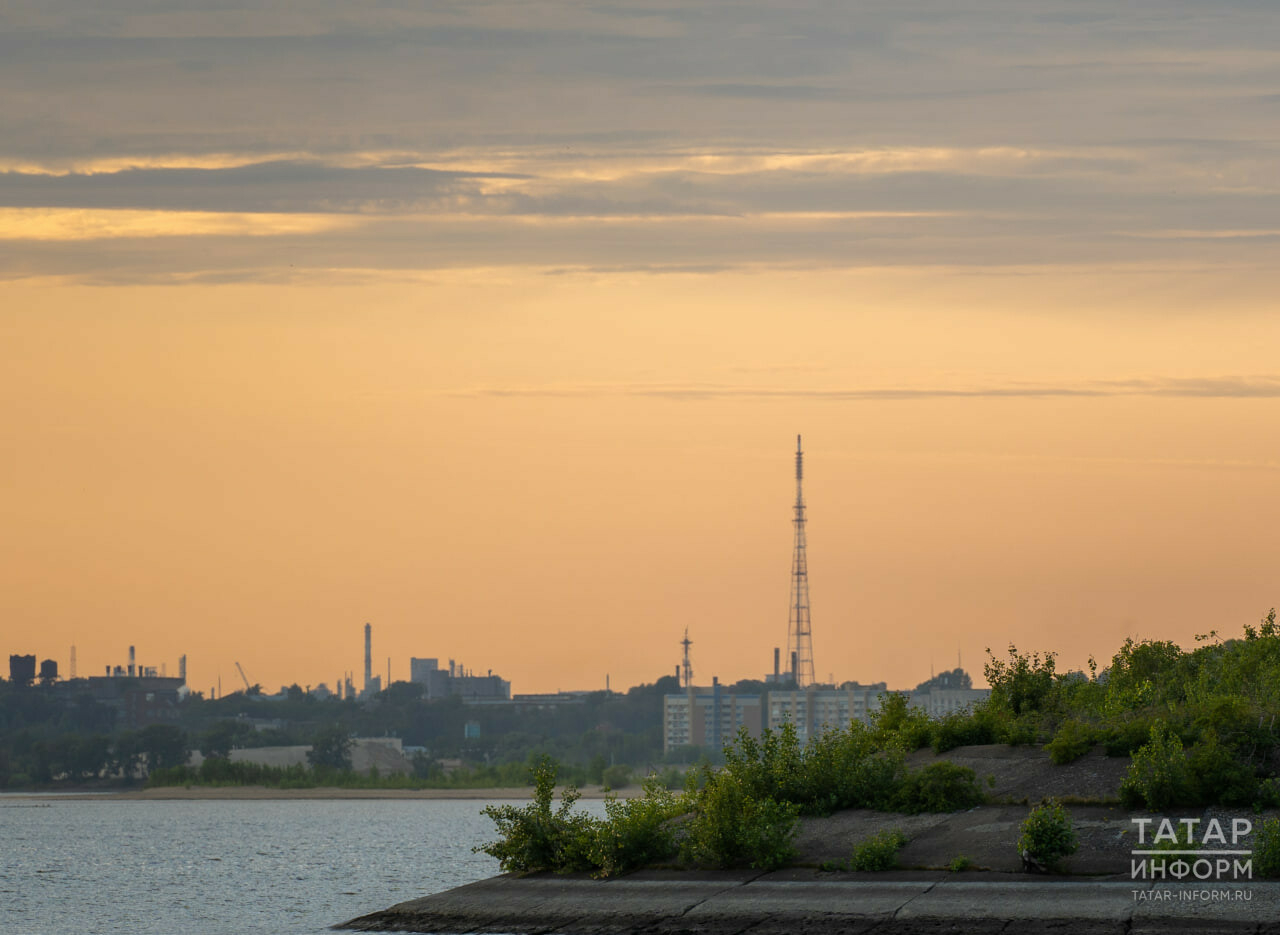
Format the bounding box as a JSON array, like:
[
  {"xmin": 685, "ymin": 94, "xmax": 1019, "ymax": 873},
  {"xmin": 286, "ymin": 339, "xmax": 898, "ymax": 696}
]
[
  {"xmin": 409, "ymin": 657, "xmax": 439, "ymax": 684},
  {"xmin": 409, "ymin": 656, "xmax": 511, "ymax": 701},
  {"xmin": 83, "ymin": 645, "xmax": 188, "ymax": 726},
  {"xmin": 84, "ymin": 675, "xmax": 186, "ymax": 727}
]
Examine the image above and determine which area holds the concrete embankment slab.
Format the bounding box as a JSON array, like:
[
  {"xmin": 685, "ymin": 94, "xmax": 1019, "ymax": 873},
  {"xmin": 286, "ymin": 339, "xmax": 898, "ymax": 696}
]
[
  {"xmin": 341, "ymin": 874, "xmax": 1280, "ymax": 934},
  {"xmin": 343, "ymin": 872, "xmax": 763, "ymax": 933},
  {"xmin": 896, "ymin": 880, "xmax": 1131, "ymax": 921}
]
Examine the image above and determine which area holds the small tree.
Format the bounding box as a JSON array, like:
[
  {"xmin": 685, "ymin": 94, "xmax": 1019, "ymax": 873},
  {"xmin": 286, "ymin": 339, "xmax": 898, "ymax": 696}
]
[
  {"xmin": 680, "ymin": 767, "xmax": 798, "ymax": 870},
  {"xmin": 136, "ymin": 725, "xmax": 189, "ymax": 775},
  {"xmin": 475, "ymin": 755, "xmax": 598, "ymax": 873},
  {"xmin": 985, "ymin": 644, "xmax": 1057, "ymax": 716},
  {"xmin": 1120, "ymin": 721, "xmax": 1189, "ymax": 809},
  {"xmin": 200, "ymin": 720, "xmax": 253, "ymax": 760},
  {"xmin": 111, "ymin": 731, "xmax": 143, "ymax": 780},
  {"xmin": 1103, "ymin": 638, "xmax": 1184, "ymax": 714},
  {"xmin": 50, "ymin": 733, "xmax": 112, "ymax": 781},
  {"xmin": 307, "ymin": 723, "xmax": 353, "ymax": 771},
  {"xmin": 870, "ymin": 693, "xmax": 933, "ymax": 749}
]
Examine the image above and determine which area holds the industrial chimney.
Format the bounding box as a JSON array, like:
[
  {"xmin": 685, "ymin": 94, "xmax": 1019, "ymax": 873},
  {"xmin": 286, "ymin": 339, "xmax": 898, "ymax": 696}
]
[
  {"xmin": 179, "ymin": 654, "xmax": 187, "ymax": 684},
  {"xmin": 363, "ymin": 623, "xmax": 372, "ymax": 693},
  {"xmin": 128, "ymin": 645, "xmax": 136, "ymax": 677}
]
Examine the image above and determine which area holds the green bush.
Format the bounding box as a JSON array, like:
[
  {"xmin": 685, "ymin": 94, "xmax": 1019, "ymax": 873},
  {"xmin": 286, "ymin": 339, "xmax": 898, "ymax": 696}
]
[
  {"xmin": 847, "ymin": 829, "xmax": 907, "ymax": 871},
  {"xmin": 722, "ymin": 723, "xmax": 807, "ymax": 806},
  {"xmin": 994, "ymin": 713, "xmax": 1043, "ymax": 746},
  {"xmin": 722, "ymin": 722, "xmax": 904, "ymax": 816},
  {"xmin": 1017, "ymin": 799, "xmax": 1078, "ymax": 872},
  {"xmin": 1185, "ymin": 736, "xmax": 1257, "ymax": 806},
  {"xmin": 1104, "ymin": 718, "xmax": 1159, "ymax": 757},
  {"xmin": 588, "ymin": 775, "xmax": 684, "ymax": 877},
  {"xmin": 1255, "ymin": 778, "xmax": 1280, "ymax": 809},
  {"xmin": 475, "ymin": 755, "xmax": 598, "ymax": 873},
  {"xmin": 1103, "ymin": 638, "xmax": 1185, "ymax": 715},
  {"xmin": 894, "ymin": 762, "xmax": 984, "ymax": 813},
  {"xmin": 1254, "ymin": 817, "xmax": 1280, "ymax": 878},
  {"xmin": 800, "ymin": 724, "xmax": 904, "ymax": 814},
  {"xmin": 680, "ymin": 768, "xmax": 798, "ymax": 870},
  {"xmin": 1046, "ymin": 719, "xmax": 1096, "ymax": 765},
  {"xmin": 146, "ymin": 764, "xmax": 196, "ymax": 786},
  {"xmin": 1120, "ymin": 722, "xmax": 1191, "ymax": 810},
  {"xmin": 1190, "ymin": 696, "xmax": 1261, "ymax": 750},
  {"xmin": 930, "ymin": 710, "xmax": 996, "ymax": 754},
  {"xmin": 948, "ymin": 854, "xmax": 973, "ymax": 872},
  {"xmin": 871, "ymin": 694, "xmax": 933, "ymax": 750},
  {"xmin": 985, "ymin": 645, "xmax": 1057, "ymax": 717}
]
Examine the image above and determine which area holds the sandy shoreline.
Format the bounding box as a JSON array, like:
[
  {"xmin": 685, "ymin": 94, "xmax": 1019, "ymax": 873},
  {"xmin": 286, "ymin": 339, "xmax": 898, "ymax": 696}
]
[{"xmin": 4, "ymin": 784, "xmax": 642, "ymax": 801}]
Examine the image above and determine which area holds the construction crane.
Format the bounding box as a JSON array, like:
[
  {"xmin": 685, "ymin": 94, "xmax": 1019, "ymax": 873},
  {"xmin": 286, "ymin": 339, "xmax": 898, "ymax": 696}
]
[{"xmin": 235, "ymin": 661, "xmax": 252, "ymax": 693}]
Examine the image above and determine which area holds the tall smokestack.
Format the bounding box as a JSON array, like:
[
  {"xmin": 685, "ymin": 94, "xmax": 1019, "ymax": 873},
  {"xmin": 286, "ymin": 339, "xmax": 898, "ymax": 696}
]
[
  {"xmin": 179, "ymin": 654, "xmax": 187, "ymax": 684},
  {"xmin": 363, "ymin": 623, "xmax": 372, "ymax": 692},
  {"xmin": 774, "ymin": 647, "xmax": 780, "ymax": 677},
  {"xmin": 791, "ymin": 651, "xmax": 798, "ymax": 684},
  {"xmin": 128, "ymin": 645, "xmax": 136, "ymax": 677}
]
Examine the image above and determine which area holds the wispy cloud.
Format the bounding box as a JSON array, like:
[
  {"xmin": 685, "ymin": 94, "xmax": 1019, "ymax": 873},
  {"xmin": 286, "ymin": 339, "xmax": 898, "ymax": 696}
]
[
  {"xmin": 0, "ymin": 162, "xmax": 524, "ymax": 213},
  {"xmin": 453, "ymin": 376, "xmax": 1280, "ymax": 401},
  {"xmin": 0, "ymin": 207, "xmax": 361, "ymax": 241}
]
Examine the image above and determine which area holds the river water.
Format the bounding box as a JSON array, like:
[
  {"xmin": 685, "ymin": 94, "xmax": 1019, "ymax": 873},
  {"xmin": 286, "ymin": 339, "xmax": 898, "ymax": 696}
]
[{"xmin": 0, "ymin": 795, "xmax": 606, "ymax": 935}]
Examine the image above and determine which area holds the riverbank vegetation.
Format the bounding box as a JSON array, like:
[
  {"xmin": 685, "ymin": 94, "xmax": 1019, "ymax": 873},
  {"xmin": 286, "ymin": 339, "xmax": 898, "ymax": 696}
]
[
  {"xmin": 938, "ymin": 611, "xmax": 1280, "ymax": 811},
  {"xmin": 479, "ymin": 715, "xmax": 990, "ymax": 874},
  {"xmin": 477, "ymin": 612, "xmax": 1280, "ymax": 873}
]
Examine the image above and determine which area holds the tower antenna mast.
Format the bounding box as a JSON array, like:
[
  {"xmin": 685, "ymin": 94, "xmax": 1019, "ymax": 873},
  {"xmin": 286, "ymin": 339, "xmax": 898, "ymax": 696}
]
[
  {"xmin": 786, "ymin": 435, "xmax": 816, "ymax": 687},
  {"xmin": 680, "ymin": 628, "xmax": 694, "ymax": 689}
]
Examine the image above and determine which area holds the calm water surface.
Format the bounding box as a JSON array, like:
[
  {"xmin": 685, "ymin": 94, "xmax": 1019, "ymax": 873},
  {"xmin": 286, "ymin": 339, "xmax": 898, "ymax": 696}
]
[{"xmin": 0, "ymin": 795, "xmax": 606, "ymax": 935}]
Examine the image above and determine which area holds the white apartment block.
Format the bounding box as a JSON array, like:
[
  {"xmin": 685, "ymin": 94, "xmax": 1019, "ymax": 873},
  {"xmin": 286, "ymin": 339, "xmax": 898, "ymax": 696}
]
[{"xmin": 663, "ymin": 683, "xmax": 763, "ymax": 753}]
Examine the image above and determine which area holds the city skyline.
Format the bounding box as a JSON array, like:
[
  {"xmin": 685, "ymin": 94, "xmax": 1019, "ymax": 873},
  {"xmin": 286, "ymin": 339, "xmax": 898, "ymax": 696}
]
[{"xmin": 3, "ymin": 2, "xmax": 1279, "ymax": 696}]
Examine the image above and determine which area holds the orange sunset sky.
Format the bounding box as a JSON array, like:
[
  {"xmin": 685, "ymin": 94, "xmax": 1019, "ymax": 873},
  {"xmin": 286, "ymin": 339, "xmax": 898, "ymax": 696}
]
[{"xmin": 3, "ymin": 1, "xmax": 1279, "ymax": 696}]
